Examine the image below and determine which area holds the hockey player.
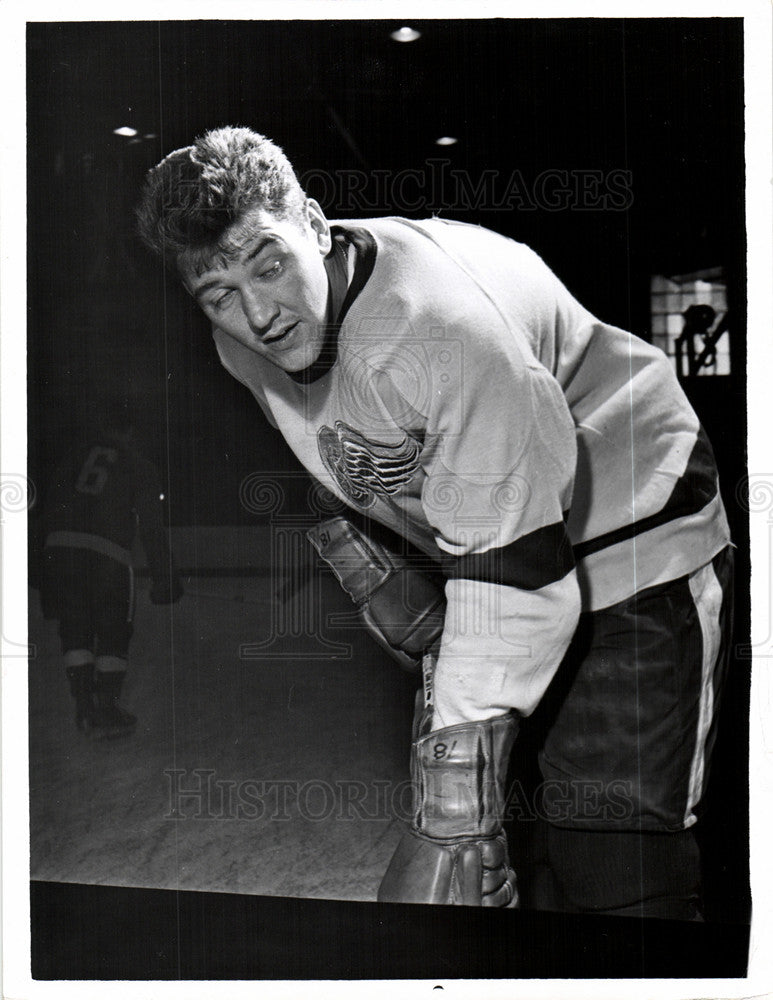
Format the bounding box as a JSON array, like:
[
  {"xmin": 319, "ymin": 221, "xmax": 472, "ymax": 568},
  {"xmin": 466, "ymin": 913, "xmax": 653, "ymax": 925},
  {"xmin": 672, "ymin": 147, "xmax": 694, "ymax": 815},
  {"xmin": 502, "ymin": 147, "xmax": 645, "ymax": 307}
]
[
  {"xmin": 136, "ymin": 127, "xmax": 733, "ymax": 918},
  {"xmin": 40, "ymin": 404, "xmax": 183, "ymax": 739}
]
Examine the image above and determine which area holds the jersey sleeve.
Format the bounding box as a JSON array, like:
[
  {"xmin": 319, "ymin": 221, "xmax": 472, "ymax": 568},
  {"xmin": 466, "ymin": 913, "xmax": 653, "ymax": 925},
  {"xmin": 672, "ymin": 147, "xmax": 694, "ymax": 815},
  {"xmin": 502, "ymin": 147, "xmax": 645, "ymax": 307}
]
[{"xmin": 417, "ymin": 322, "xmax": 581, "ymax": 728}]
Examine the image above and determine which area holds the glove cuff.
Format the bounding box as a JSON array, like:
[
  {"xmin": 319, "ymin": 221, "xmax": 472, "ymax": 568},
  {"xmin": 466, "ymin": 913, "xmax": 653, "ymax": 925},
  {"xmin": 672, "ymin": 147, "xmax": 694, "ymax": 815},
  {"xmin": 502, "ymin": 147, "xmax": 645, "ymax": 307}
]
[
  {"xmin": 306, "ymin": 517, "xmax": 400, "ymax": 603},
  {"xmin": 306, "ymin": 516, "xmax": 446, "ymax": 669},
  {"xmin": 411, "ymin": 713, "xmax": 518, "ymax": 840}
]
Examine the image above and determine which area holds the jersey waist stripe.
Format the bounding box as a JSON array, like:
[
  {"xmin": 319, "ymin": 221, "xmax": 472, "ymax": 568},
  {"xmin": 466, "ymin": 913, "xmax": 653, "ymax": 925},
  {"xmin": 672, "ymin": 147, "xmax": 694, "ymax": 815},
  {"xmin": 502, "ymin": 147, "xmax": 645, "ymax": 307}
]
[
  {"xmin": 441, "ymin": 519, "xmax": 575, "ymax": 591},
  {"xmin": 44, "ymin": 531, "xmax": 133, "ymax": 567},
  {"xmin": 575, "ymin": 490, "xmax": 730, "ymax": 611},
  {"xmin": 572, "ymin": 425, "xmax": 719, "ymax": 560}
]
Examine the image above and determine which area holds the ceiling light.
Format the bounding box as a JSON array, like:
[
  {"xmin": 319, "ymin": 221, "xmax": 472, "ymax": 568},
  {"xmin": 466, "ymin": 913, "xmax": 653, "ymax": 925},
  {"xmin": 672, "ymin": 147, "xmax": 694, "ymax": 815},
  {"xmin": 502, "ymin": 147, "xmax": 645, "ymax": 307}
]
[
  {"xmin": 435, "ymin": 136, "xmax": 458, "ymax": 146},
  {"xmin": 113, "ymin": 126, "xmax": 138, "ymax": 137},
  {"xmin": 391, "ymin": 26, "xmax": 421, "ymax": 43},
  {"xmin": 143, "ymin": 133, "xmax": 157, "ymax": 140}
]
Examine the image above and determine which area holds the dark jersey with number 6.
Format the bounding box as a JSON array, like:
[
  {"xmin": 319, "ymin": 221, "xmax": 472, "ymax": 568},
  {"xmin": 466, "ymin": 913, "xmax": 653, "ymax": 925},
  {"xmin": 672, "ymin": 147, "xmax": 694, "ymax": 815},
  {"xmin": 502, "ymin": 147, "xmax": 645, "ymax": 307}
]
[{"xmin": 44, "ymin": 434, "xmax": 171, "ymax": 580}]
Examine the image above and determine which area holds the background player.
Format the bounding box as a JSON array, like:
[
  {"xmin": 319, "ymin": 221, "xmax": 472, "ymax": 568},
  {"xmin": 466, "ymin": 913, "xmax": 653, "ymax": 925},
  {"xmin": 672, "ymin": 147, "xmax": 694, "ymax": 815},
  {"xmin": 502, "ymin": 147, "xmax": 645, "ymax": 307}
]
[
  {"xmin": 39, "ymin": 402, "xmax": 183, "ymax": 739},
  {"xmin": 136, "ymin": 127, "xmax": 733, "ymax": 917}
]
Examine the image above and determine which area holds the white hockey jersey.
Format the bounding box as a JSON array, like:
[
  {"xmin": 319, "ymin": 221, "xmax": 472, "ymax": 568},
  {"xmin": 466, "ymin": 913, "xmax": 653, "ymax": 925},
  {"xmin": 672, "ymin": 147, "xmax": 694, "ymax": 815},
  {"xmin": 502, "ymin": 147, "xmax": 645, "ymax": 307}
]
[{"xmin": 213, "ymin": 217, "xmax": 731, "ymax": 722}]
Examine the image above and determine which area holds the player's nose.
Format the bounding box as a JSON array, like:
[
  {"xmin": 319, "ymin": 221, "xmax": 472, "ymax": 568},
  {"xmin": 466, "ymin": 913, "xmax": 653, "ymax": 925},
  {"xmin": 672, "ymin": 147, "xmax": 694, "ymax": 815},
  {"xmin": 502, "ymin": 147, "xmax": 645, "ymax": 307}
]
[{"xmin": 242, "ymin": 289, "xmax": 280, "ymax": 337}]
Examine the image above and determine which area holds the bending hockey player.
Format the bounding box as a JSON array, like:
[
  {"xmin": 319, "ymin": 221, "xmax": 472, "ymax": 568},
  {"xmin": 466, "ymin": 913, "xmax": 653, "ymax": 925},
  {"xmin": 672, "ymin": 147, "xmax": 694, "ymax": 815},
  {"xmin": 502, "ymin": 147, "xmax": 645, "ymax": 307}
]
[{"xmin": 137, "ymin": 127, "xmax": 733, "ymax": 918}]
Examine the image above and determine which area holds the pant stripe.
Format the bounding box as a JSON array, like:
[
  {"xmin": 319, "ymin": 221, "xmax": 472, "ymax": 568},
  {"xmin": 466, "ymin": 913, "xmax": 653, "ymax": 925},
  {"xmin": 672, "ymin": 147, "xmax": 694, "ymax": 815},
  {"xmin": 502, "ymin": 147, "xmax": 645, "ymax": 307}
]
[{"xmin": 684, "ymin": 560, "xmax": 724, "ymax": 826}]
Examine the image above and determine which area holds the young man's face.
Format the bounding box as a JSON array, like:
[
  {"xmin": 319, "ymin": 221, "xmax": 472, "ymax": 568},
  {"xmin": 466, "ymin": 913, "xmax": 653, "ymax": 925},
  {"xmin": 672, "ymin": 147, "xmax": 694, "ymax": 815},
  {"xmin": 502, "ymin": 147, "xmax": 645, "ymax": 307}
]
[{"xmin": 181, "ymin": 200, "xmax": 332, "ymax": 373}]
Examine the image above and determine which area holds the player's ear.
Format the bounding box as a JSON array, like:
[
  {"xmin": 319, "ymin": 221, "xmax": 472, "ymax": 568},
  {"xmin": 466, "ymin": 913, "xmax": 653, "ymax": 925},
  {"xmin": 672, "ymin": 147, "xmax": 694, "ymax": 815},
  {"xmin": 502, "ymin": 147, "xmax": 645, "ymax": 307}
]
[{"xmin": 304, "ymin": 198, "xmax": 332, "ymax": 255}]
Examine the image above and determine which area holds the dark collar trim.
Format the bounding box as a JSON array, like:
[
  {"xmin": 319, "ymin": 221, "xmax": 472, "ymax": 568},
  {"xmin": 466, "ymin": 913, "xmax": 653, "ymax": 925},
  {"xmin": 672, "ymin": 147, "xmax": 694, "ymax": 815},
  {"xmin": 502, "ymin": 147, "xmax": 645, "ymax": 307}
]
[
  {"xmin": 332, "ymin": 225, "xmax": 378, "ymax": 326},
  {"xmin": 288, "ymin": 225, "xmax": 377, "ymax": 385}
]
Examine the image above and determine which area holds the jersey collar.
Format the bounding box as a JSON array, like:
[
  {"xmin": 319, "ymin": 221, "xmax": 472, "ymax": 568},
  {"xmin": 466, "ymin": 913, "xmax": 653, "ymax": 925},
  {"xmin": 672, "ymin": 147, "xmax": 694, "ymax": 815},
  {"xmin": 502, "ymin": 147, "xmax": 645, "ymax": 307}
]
[{"xmin": 287, "ymin": 225, "xmax": 377, "ymax": 385}]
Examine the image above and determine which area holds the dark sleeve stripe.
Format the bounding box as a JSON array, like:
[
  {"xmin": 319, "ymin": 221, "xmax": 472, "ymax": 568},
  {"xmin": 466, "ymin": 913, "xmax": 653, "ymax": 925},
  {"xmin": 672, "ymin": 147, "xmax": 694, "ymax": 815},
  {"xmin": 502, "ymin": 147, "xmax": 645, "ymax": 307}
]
[
  {"xmin": 441, "ymin": 519, "xmax": 576, "ymax": 591},
  {"xmin": 573, "ymin": 425, "xmax": 719, "ymax": 561}
]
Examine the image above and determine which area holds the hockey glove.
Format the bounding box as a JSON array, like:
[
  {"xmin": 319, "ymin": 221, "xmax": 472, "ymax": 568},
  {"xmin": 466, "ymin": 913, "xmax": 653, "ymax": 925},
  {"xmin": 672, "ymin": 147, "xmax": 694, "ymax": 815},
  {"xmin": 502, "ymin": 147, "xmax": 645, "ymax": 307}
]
[
  {"xmin": 378, "ymin": 710, "xmax": 519, "ymax": 907},
  {"xmin": 306, "ymin": 517, "xmax": 446, "ymax": 672}
]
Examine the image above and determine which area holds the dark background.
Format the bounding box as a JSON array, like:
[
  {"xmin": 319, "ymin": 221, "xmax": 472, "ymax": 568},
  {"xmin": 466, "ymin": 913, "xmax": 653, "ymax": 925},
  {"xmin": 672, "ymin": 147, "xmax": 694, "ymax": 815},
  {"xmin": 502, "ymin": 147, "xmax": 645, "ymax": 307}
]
[
  {"xmin": 27, "ymin": 17, "xmax": 750, "ymax": 975},
  {"xmin": 27, "ymin": 18, "xmax": 746, "ymax": 525}
]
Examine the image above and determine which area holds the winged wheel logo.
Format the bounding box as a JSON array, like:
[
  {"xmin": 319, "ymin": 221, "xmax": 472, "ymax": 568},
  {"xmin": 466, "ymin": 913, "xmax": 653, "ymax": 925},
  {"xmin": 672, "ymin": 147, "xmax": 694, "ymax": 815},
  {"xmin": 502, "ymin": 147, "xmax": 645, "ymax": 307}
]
[{"xmin": 317, "ymin": 421, "xmax": 421, "ymax": 509}]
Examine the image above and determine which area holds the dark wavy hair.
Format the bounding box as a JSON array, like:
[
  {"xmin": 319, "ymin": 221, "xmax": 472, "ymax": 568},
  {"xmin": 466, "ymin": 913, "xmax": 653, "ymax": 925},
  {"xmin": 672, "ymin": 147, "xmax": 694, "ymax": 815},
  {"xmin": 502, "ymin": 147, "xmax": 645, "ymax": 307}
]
[{"xmin": 136, "ymin": 126, "xmax": 307, "ymax": 275}]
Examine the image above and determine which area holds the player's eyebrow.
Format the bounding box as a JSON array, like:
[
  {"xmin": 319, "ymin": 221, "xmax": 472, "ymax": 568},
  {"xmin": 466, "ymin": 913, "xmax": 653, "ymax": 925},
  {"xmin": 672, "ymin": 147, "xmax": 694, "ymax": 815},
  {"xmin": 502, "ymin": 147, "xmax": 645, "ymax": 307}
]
[
  {"xmin": 191, "ymin": 277, "xmax": 225, "ymax": 299},
  {"xmin": 244, "ymin": 235, "xmax": 279, "ymax": 263}
]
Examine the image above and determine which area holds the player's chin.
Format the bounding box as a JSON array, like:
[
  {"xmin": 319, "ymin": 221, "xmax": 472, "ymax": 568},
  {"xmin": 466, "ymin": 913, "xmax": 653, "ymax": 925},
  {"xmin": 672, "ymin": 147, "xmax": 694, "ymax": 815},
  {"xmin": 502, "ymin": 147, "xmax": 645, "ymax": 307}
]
[{"xmin": 266, "ymin": 331, "xmax": 326, "ymax": 373}]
